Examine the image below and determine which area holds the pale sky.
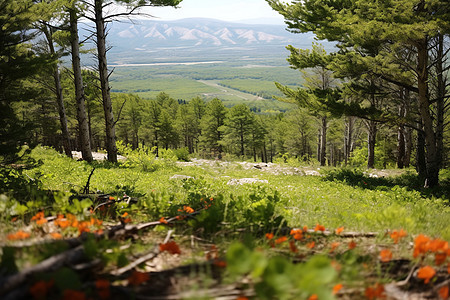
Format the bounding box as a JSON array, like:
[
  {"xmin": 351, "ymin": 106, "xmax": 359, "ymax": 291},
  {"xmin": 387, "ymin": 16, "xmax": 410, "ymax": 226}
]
[{"xmin": 140, "ymin": 0, "xmax": 286, "ymax": 24}]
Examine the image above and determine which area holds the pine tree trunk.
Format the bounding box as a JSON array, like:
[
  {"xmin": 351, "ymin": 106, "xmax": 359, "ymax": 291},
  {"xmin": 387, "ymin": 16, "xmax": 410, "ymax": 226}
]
[
  {"xmin": 43, "ymin": 25, "xmax": 72, "ymax": 158},
  {"xmin": 94, "ymin": 0, "xmax": 117, "ymax": 163},
  {"xmin": 320, "ymin": 116, "xmax": 327, "ymax": 166},
  {"xmin": 344, "ymin": 116, "xmax": 354, "ymax": 166},
  {"xmin": 416, "ymin": 122, "xmax": 427, "ymax": 180},
  {"xmin": 435, "ymin": 34, "xmax": 445, "ymax": 172},
  {"xmin": 417, "ymin": 37, "xmax": 439, "ymax": 187},
  {"xmin": 70, "ymin": 8, "xmax": 92, "ymax": 162},
  {"xmin": 367, "ymin": 120, "xmax": 377, "ymax": 169}
]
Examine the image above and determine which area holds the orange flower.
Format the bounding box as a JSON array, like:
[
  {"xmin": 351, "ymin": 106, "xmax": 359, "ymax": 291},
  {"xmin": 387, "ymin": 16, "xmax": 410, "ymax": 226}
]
[
  {"xmin": 275, "ymin": 236, "xmax": 288, "ymax": 245},
  {"xmin": 435, "ymin": 252, "xmax": 447, "ymax": 266},
  {"xmin": 36, "ymin": 218, "xmax": 48, "ymax": 225},
  {"xmin": 7, "ymin": 230, "xmax": 31, "ymax": 241},
  {"xmin": 11, "ymin": 217, "xmax": 17, "ymax": 222},
  {"xmin": 289, "ymin": 241, "xmax": 298, "ymax": 253},
  {"xmin": 439, "ymin": 286, "xmax": 449, "ymax": 300},
  {"xmin": 348, "ymin": 241, "xmax": 357, "ymax": 250},
  {"xmin": 236, "ymin": 297, "xmax": 248, "ymax": 300},
  {"xmin": 303, "ymin": 225, "xmax": 308, "ymax": 232},
  {"xmin": 159, "ymin": 217, "xmax": 168, "ymax": 224},
  {"xmin": 364, "ymin": 283, "xmax": 385, "ymax": 300},
  {"xmin": 314, "ymin": 224, "xmax": 325, "ymax": 232},
  {"xmin": 329, "ymin": 242, "xmax": 340, "ymax": 253},
  {"xmin": 333, "ymin": 283, "xmax": 343, "ymax": 295},
  {"xmin": 127, "ymin": 270, "xmax": 150, "ymax": 286},
  {"xmin": 29, "ymin": 280, "xmax": 54, "ymax": 300},
  {"xmin": 120, "ymin": 212, "xmax": 132, "ymax": 224},
  {"xmin": 380, "ymin": 249, "xmax": 393, "ymax": 263},
  {"xmin": 213, "ymin": 259, "xmax": 227, "ymax": 268},
  {"xmin": 428, "ymin": 238, "xmax": 449, "ymax": 253},
  {"xmin": 265, "ymin": 233, "xmax": 274, "ymax": 240},
  {"xmin": 414, "ymin": 234, "xmax": 431, "ymax": 258},
  {"xmin": 95, "ymin": 279, "xmax": 110, "ymax": 300},
  {"xmin": 159, "ymin": 241, "xmax": 181, "ymax": 255},
  {"xmin": 109, "ymin": 196, "xmax": 115, "ymax": 201},
  {"xmin": 62, "ymin": 289, "xmax": 87, "ymax": 300},
  {"xmin": 307, "ymin": 241, "xmax": 315, "ymax": 249},
  {"xmin": 183, "ymin": 206, "xmax": 194, "ymax": 214},
  {"xmin": 335, "ymin": 227, "xmax": 344, "ymax": 235},
  {"xmin": 31, "ymin": 211, "xmax": 45, "ymax": 221},
  {"xmin": 308, "ymin": 294, "xmax": 318, "ymax": 300},
  {"xmin": 417, "ymin": 266, "xmax": 436, "ymax": 284},
  {"xmin": 290, "ymin": 229, "xmax": 303, "ymax": 240},
  {"xmin": 50, "ymin": 232, "xmax": 62, "ymax": 239},
  {"xmin": 390, "ymin": 229, "xmax": 407, "ymax": 244}
]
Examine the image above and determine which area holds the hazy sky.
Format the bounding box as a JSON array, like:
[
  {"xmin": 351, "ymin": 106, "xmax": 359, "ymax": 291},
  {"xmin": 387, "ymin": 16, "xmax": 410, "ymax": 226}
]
[{"xmin": 141, "ymin": 0, "xmax": 286, "ymax": 23}]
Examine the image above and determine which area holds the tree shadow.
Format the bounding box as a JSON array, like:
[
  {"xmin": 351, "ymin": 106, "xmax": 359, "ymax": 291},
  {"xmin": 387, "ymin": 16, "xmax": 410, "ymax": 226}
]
[{"xmin": 321, "ymin": 168, "xmax": 450, "ymax": 200}]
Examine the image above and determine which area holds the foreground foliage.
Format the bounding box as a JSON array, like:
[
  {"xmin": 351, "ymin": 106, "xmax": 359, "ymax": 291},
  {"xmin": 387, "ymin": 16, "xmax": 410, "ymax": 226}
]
[{"xmin": 0, "ymin": 147, "xmax": 449, "ymax": 299}]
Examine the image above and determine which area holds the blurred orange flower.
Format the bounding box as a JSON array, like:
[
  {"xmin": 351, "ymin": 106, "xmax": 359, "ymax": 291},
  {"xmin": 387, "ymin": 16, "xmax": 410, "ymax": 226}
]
[
  {"xmin": 333, "ymin": 283, "xmax": 343, "ymax": 295},
  {"xmin": 417, "ymin": 266, "xmax": 436, "ymax": 284},
  {"xmin": 364, "ymin": 283, "xmax": 385, "ymax": 300},
  {"xmin": 348, "ymin": 241, "xmax": 357, "ymax": 250},
  {"xmin": 314, "ymin": 224, "xmax": 325, "ymax": 232},
  {"xmin": 307, "ymin": 241, "xmax": 315, "ymax": 249},
  {"xmin": 275, "ymin": 236, "xmax": 287, "ymax": 245},
  {"xmin": 335, "ymin": 227, "xmax": 344, "ymax": 235},
  {"xmin": 127, "ymin": 270, "xmax": 150, "ymax": 286},
  {"xmin": 159, "ymin": 217, "xmax": 168, "ymax": 224},
  {"xmin": 439, "ymin": 286, "xmax": 449, "ymax": 300},
  {"xmin": 159, "ymin": 241, "xmax": 181, "ymax": 255},
  {"xmin": 290, "ymin": 229, "xmax": 303, "ymax": 240},
  {"xmin": 95, "ymin": 279, "xmax": 110, "ymax": 300},
  {"xmin": 380, "ymin": 249, "xmax": 393, "ymax": 262},
  {"xmin": 414, "ymin": 234, "xmax": 431, "ymax": 258},
  {"xmin": 289, "ymin": 241, "xmax": 298, "ymax": 253},
  {"xmin": 308, "ymin": 294, "xmax": 318, "ymax": 300},
  {"xmin": 329, "ymin": 242, "xmax": 340, "ymax": 253},
  {"xmin": 29, "ymin": 280, "xmax": 54, "ymax": 300},
  {"xmin": 7, "ymin": 230, "xmax": 31, "ymax": 241},
  {"xmin": 31, "ymin": 211, "xmax": 45, "ymax": 221},
  {"xmin": 50, "ymin": 232, "xmax": 62, "ymax": 239},
  {"xmin": 265, "ymin": 233, "xmax": 274, "ymax": 240},
  {"xmin": 390, "ymin": 229, "xmax": 407, "ymax": 244}
]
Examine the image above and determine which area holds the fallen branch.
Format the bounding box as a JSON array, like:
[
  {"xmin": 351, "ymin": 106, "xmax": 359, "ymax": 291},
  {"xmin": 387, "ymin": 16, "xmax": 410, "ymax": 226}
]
[
  {"xmin": 0, "ymin": 245, "xmax": 86, "ymax": 296},
  {"xmin": 111, "ymin": 230, "xmax": 174, "ymax": 276}
]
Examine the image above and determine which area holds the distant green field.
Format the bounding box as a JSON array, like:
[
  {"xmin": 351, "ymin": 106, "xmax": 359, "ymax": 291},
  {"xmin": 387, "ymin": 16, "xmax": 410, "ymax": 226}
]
[{"xmin": 109, "ymin": 63, "xmax": 302, "ymax": 112}]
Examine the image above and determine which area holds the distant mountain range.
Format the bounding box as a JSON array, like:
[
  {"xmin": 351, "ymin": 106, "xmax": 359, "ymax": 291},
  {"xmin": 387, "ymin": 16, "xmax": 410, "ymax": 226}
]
[{"xmin": 79, "ymin": 18, "xmax": 330, "ymax": 65}]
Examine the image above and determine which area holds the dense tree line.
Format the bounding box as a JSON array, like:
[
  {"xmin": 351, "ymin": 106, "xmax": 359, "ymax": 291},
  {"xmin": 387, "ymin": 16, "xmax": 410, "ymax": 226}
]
[{"xmin": 1, "ymin": 0, "xmax": 448, "ymax": 187}]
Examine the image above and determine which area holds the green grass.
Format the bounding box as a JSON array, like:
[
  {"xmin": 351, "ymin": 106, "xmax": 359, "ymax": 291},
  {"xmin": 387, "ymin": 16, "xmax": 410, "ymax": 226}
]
[{"xmin": 19, "ymin": 147, "xmax": 450, "ymax": 240}]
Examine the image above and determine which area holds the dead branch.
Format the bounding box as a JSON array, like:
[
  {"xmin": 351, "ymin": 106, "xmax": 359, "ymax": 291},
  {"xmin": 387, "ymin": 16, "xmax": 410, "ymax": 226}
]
[{"xmin": 0, "ymin": 245, "xmax": 86, "ymax": 296}]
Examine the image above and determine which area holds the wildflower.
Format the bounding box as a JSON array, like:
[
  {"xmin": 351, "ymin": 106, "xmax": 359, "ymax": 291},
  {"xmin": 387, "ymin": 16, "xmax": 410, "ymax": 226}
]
[
  {"xmin": 120, "ymin": 212, "xmax": 132, "ymax": 224},
  {"xmin": 109, "ymin": 196, "xmax": 115, "ymax": 201},
  {"xmin": 307, "ymin": 241, "xmax": 315, "ymax": 249},
  {"xmin": 95, "ymin": 279, "xmax": 110, "ymax": 300},
  {"xmin": 265, "ymin": 233, "xmax": 274, "ymax": 240},
  {"xmin": 289, "ymin": 241, "xmax": 298, "ymax": 253},
  {"xmin": 333, "ymin": 283, "xmax": 343, "ymax": 295},
  {"xmin": 435, "ymin": 252, "xmax": 447, "ymax": 266},
  {"xmin": 11, "ymin": 217, "xmax": 17, "ymax": 222},
  {"xmin": 364, "ymin": 283, "xmax": 385, "ymax": 300},
  {"xmin": 275, "ymin": 236, "xmax": 287, "ymax": 245},
  {"xmin": 7, "ymin": 230, "xmax": 31, "ymax": 241},
  {"xmin": 183, "ymin": 206, "xmax": 194, "ymax": 214},
  {"xmin": 159, "ymin": 241, "xmax": 181, "ymax": 255},
  {"xmin": 335, "ymin": 227, "xmax": 344, "ymax": 235},
  {"xmin": 290, "ymin": 229, "xmax": 303, "ymax": 240},
  {"xmin": 36, "ymin": 218, "xmax": 48, "ymax": 226},
  {"xmin": 303, "ymin": 225, "xmax": 308, "ymax": 232},
  {"xmin": 62, "ymin": 289, "xmax": 87, "ymax": 300},
  {"xmin": 348, "ymin": 241, "xmax": 357, "ymax": 250},
  {"xmin": 379, "ymin": 249, "xmax": 393, "ymax": 262},
  {"xmin": 127, "ymin": 270, "xmax": 150, "ymax": 286},
  {"xmin": 314, "ymin": 224, "xmax": 325, "ymax": 232},
  {"xmin": 439, "ymin": 286, "xmax": 449, "ymax": 300},
  {"xmin": 236, "ymin": 297, "xmax": 248, "ymax": 300},
  {"xmin": 390, "ymin": 229, "xmax": 407, "ymax": 244},
  {"xmin": 308, "ymin": 294, "xmax": 318, "ymax": 300},
  {"xmin": 159, "ymin": 217, "xmax": 168, "ymax": 224},
  {"xmin": 329, "ymin": 242, "xmax": 340, "ymax": 253},
  {"xmin": 413, "ymin": 234, "xmax": 431, "ymax": 258},
  {"xmin": 213, "ymin": 259, "xmax": 227, "ymax": 268},
  {"xmin": 50, "ymin": 232, "xmax": 62, "ymax": 239},
  {"xmin": 417, "ymin": 266, "xmax": 436, "ymax": 284},
  {"xmin": 29, "ymin": 280, "xmax": 54, "ymax": 300},
  {"xmin": 31, "ymin": 211, "xmax": 45, "ymax": 221}
]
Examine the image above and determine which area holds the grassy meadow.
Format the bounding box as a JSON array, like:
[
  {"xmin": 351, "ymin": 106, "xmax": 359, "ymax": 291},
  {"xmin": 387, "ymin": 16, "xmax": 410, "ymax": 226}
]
[{"xmin": 1, "ymin": 146, "xmax": 449, "ymax": 299}]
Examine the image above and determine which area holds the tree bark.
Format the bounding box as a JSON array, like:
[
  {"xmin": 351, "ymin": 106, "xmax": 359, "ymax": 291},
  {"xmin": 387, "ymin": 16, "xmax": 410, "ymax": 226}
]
[
  {"xmin": 70, "ymin": 7, "xmax": 92, "ymax": 162},
  {"xmin": 434, "ymin": 34, "xmax": 445, "ymax": 172},
  {"xmin": 417, "ymin": 37, "xmax": 439, "ymax": 187},
  {"xmin": 367, "ymin": 120, "xmax": 377, "ymax": 169},
  {"xmin": 43, "ymin": 25, "xmax": 72, "ymax": 158},
  {"xmin": 319, "ymin": 116, "xmax": 327, "ymax": 166},
  {"xmin": 94, "ymin": 0, "xmax": 117, "ymax": 163}
]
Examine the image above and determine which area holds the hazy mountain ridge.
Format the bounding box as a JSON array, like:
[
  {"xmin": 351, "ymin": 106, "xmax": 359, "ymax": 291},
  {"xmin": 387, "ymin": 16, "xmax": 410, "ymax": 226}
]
[{"xmin": 106, "ymin": 18, "xmax": 305, "ymax": 49}]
